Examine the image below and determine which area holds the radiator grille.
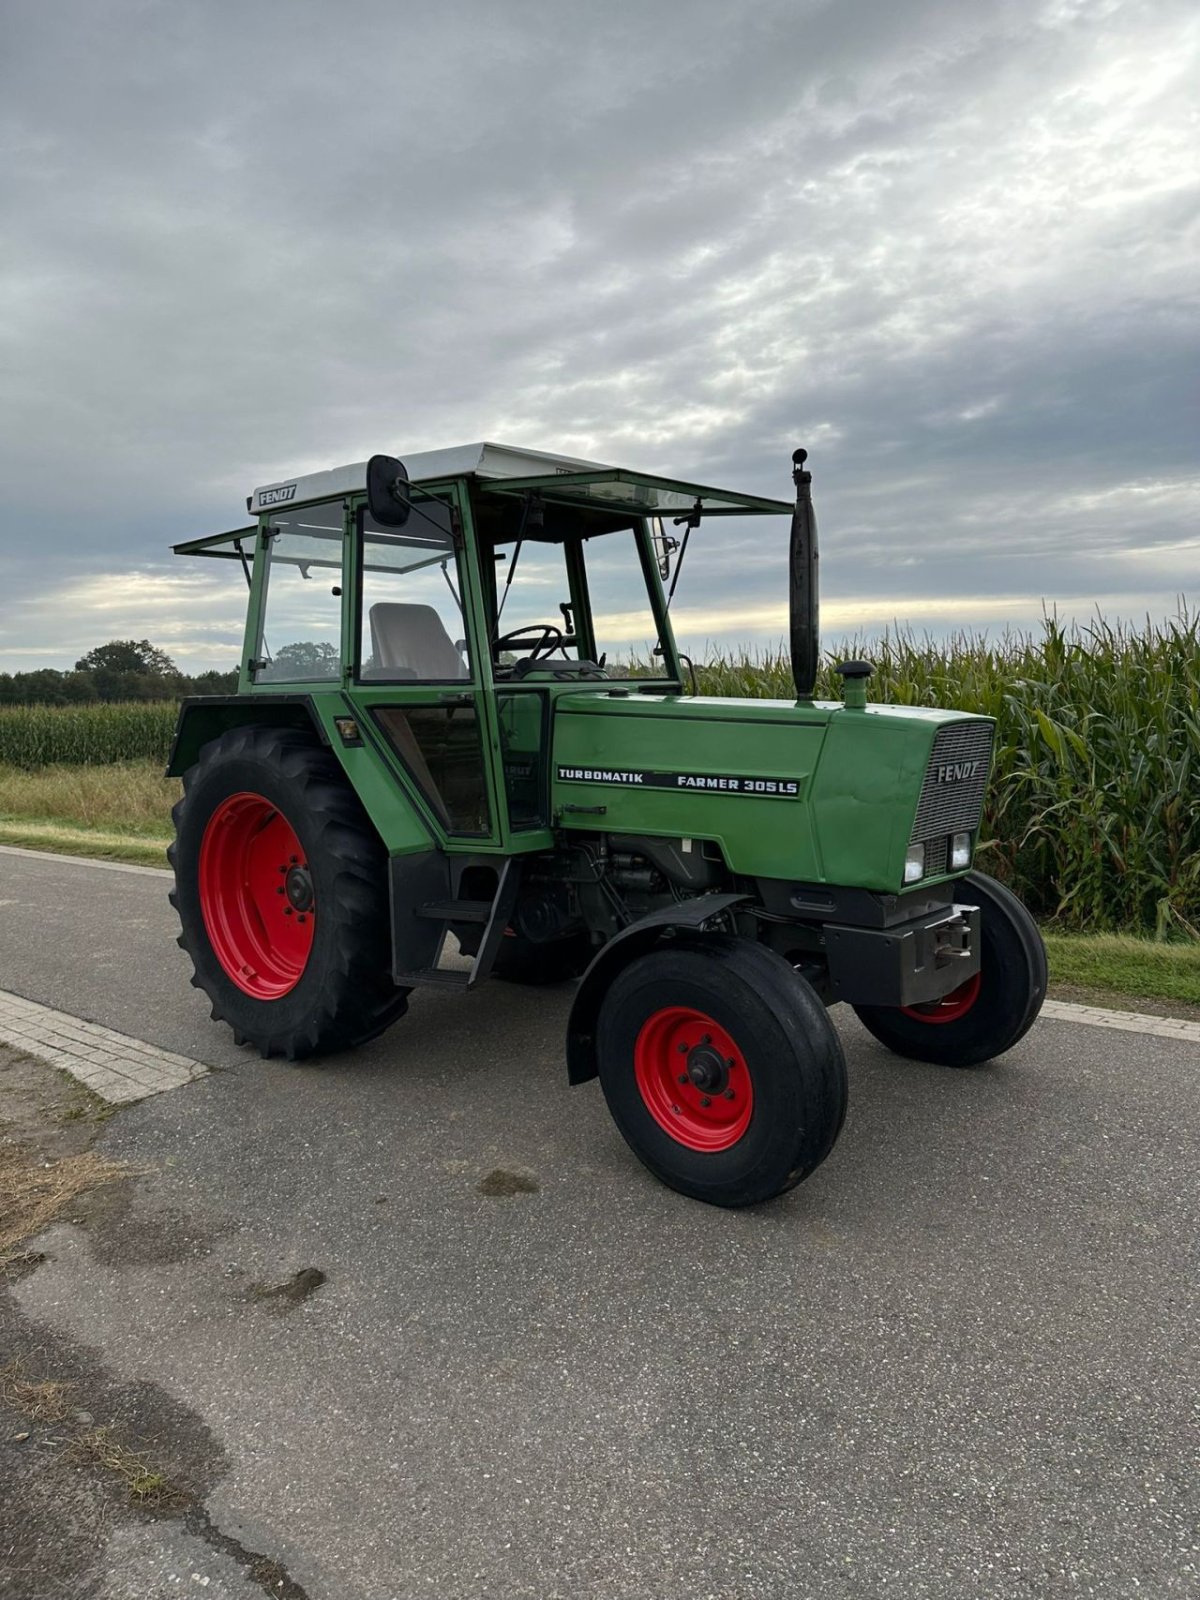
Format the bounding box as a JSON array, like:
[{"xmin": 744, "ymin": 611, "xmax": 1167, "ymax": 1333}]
[{"xmin": 910, "ymin": 721, "xmax": 994, "ymax": 844}]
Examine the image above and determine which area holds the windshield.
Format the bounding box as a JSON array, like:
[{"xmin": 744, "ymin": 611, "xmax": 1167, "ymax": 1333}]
[{"xmin": 488, "ymin": 523, "xmax": 673, "ymax": 680}]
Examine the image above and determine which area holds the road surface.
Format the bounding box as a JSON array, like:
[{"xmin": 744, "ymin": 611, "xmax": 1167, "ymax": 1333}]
[{"xmin": 0, "ymin": 846, "xmax": 1196, "ymax": 1600}]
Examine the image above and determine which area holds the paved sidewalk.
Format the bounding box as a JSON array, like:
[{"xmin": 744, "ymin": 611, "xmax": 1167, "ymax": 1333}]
[{"xmin": 0, "ymin": 987, "xmax": 207, "ymax": 1103}]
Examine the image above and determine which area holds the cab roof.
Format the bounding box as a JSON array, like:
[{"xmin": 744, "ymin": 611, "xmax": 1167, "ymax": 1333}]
[
  {"xmin": 174, "ymin": 441, "xmax": 793, "ymax": 560},
  {"xmin": 249, "ymin": 442, "xmax": 607, "ymax": 516}
]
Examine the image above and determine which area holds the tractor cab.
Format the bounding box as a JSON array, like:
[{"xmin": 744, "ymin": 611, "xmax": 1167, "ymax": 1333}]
[{"xmin": 173, "ymin": 442, "xmax": 792, "ymax": 847}]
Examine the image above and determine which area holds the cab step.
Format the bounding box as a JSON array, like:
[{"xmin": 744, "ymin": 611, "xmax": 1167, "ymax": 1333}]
[
  {"xmin": 394, "ymin": 967, "xmax": 472, "ymax": 989},
  {"xmin": 416, "ymin": 899, "xmax": 492, "ymax": 924},
  {"xmin": 393, "ymin": 859, "xmax": 522, "ymax": 991}
]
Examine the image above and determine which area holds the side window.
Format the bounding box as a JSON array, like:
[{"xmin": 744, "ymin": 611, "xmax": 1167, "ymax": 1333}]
[
  {"xmin": 256, "ymin": 500, "xmax": 344, "ymax": 683},
  {"xmin": 359, "ymin": 500, "xmax": 469, "ymax": 682}
]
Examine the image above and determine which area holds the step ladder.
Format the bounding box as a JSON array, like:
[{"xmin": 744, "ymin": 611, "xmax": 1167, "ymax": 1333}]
[{"xmin": 394, "ymin": 858, "xmax": 522, "ymax": 990}]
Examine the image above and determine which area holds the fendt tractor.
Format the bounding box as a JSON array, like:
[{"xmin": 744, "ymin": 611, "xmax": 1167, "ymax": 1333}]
[{"xmin": 168, "ymin": 443, "xmax": 1046, "ymax": 1206}]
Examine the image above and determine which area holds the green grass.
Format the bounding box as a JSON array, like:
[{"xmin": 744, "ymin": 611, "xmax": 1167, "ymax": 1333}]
[
  {"xmin": 0, "ymin": 761, "xmax": 174, "ymax": 865},
  {"xmin": 1043, "ymin": 933, "xmax": 1200, "ymax": 1009}
]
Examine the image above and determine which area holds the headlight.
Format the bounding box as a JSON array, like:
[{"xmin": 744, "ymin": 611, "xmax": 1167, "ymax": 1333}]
[
  {"xmin": 903, "ymin": 842, "xmax": 925, "ymax": 884},
  {"xmin": 950, "ymin": 831, "xmax": 972, "ymax": 871}
]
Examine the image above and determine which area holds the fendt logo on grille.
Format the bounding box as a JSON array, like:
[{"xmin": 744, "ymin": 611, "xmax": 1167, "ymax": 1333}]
[
  {"xmin": 259, "ymin": 483, "xmax": 297, "ymax": 506},
  {"xmin": 935, "ymin": 760, "xmax": 981, "ymax": 784}
]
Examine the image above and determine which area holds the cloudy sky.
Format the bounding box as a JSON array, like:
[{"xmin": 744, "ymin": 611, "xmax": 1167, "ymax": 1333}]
[{"xmin": 1, "ymin": 0, "xmax": 1196, "ymax": 673}]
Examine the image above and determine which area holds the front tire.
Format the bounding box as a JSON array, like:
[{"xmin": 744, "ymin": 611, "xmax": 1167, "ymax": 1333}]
[
  {"xmin": 169, "ymin": 727, "xmax": 409, "ymax": 1060},
  {"xmin": 853, "ymin": 871, "xmax": 1046, "ymax": 1068},
  {"xmin": 596, "ymin": 937, "xmax": 847, "ymax": 1207}
]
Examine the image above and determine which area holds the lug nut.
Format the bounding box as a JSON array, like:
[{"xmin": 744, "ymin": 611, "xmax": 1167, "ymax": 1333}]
[
  {"xmin": 724, "ymin": 1089, "xmax": 735, "ymax": 1100},
  {"xmin": 701, "ymin": 1034, "xmax": 711, "ymax": 1045},
  {"xmin": 701, "ymin": 1096, "xmax": 711, "ymax": 1107},
  {"xmin": 289, "ymin": 855, "xmax": 298, "ymax": 865},
  {"xmin": 284, "ymin": 907, "xmax": 293, "ymax": 916},
  {"xmin": 277, "ymin": 886, "xmax": 285, "ymax": 895},
  {"xmin": 678, "ymin": 1073, "xmax": 688, "ymax": 1084},
  {"xmin": 677, "ymin": 1042, "xmax": 688, "ymax": 1053},
  {"xmin": 297, "ymin": 915, "xmax": 307, "ymax": 924}
]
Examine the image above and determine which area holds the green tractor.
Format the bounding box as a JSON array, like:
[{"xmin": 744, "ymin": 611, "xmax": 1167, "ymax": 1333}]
[{"xmin": 168, "ymin": 442, "xmax": 1045, "ymax": 1207}]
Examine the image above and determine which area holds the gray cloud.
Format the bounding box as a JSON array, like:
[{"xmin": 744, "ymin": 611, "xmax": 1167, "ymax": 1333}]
[{"xmin": 1, "ymin": 0, "xmax": 1196, "ymax": 670}]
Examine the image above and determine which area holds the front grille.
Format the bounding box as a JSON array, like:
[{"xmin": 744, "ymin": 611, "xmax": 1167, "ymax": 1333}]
[
  {"xmin": 922, "ymin": 835, "xmax": 949, "ymax": 877},
  {"xmin": 910, "ymin": 721, "xmax": 994, "ymax": 844}
]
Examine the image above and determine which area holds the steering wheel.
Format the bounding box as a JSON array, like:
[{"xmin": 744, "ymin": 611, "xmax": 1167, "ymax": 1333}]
[{"xmin": 494, "ymin": 624, "xmax": 565, "ymax": 664}]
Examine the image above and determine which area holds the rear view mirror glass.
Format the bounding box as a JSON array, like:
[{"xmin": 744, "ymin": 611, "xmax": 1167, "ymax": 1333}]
[{"xmin": 366, "ymin": 454, "xmax": 411, "ymax": 528}]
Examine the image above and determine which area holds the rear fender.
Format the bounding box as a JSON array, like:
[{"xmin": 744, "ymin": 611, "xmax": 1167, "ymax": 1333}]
[
  {"xmin": 566, "ymin": 892, "xmax": 748, "ymax": 1085},
  {"xmin": 166, "ymin": 695, "xmax": 327, "ymax": 776}
]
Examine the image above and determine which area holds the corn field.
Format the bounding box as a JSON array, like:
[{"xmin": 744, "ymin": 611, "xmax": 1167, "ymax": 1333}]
[
  {"xmin": 1, "ymin": 613, "xmax": 1196, "ymax": 934},
  {"xmin": 0, "ymin": 701, "xmax": 178, "ymax": 767}
]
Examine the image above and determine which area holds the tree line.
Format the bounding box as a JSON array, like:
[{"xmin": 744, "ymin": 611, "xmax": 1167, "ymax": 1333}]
[{"xmin": 0, "ymin": 640, "xmax": 238, "ymax": 705}]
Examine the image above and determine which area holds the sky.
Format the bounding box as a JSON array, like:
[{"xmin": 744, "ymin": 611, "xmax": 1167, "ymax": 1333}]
[{"xmin": 1, "ymin": 0, "xmax": 1196, "ymax": 674}]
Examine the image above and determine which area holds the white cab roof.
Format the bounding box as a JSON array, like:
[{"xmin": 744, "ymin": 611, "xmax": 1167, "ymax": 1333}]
[{"xmin": 249, "ymin": 441, "xmax": 610, "ymax": 515}]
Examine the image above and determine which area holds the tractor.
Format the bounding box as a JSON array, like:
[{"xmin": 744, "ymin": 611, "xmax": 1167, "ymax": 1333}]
[{"xmin": 168, "ymin": 442, "xmax": 1046, "ymax": 1207}]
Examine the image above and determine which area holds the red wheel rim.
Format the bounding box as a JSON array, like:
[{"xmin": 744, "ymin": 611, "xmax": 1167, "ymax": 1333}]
[
  {"xmin": 198, "ymin": 792, "xmax": 315, "ymax": 999},
  {"xmin": 901, "ymin": 970, "xmax": 982, "ymax": 1024},
  {"xmin": 633, "ymin": 1006, "xmax": 754, "ymax": 1152}
]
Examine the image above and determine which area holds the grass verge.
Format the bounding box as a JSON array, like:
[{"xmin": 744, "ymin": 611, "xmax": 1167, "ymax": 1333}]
[
  {"xmin": 0, "ymin": 820, "xmax": 169, "ymax": 866},
  {"xmin": 1043, "ymin": 932, "xmax": 1200, "ymax": 1011},
  {"xmin": 0, "ymin": 760, "xmax": 174, "ymax": 865}
]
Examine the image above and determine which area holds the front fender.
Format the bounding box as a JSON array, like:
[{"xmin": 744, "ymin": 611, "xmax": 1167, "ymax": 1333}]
[{"xmin": 565, "ymin": 892, "xmax": 748, "ymax": 1085}]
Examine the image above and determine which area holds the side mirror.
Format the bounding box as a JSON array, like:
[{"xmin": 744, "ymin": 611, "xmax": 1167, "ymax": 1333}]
[{"xmin": 366, "ymin": 454, "xmax": 411, "ymax": 528}]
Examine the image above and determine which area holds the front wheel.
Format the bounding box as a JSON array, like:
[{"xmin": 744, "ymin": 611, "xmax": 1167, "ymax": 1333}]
[
  {"xmin": 595, "ymin": 937, "xmax": 847, "ymax": 1207},
  {"xmin": 853, "ymin": 871, "xmax": 1046, "ymax": 1068}
]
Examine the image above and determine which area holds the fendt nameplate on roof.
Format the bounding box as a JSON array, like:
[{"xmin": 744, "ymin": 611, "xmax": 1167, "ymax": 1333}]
[
  {"xmin": 165, "ymin": 437, "xmax": 1045, "ymax": 1210},
  {"xmin": 258, "ymin": 484, "xmax": 297, "ymax": 507}
]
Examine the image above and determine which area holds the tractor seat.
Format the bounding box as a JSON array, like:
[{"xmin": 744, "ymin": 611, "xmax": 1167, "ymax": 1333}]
[{"xmin": 368, "ymin": 603, "xmax": 468, "ymax": 681}]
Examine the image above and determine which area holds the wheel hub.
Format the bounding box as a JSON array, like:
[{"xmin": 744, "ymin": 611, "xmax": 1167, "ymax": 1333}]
[
  {"xmin": 285, "ymin": 864, "xmax": 314, "ymax": 912},
  {"xmin": 685, "ymin": 1043, "xmax": 729, "ymax": 1095},
  {"xmin": 633, "ymin": 1006, "xmax": 753, "ymax": 1152}
]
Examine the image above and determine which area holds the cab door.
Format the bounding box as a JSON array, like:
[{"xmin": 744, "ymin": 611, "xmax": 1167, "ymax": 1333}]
[{"xmin": 345, "ymin": 482, "xmax": 505, "ymax": 849}]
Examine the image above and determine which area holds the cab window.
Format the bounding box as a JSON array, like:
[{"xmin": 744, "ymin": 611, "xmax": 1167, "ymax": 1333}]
[
  {"xmin": 358, "ymin": 498, "xmax": 470, "ymax": 682},
  {"xmin": 255, "ymin": 500, "xmax": 344, "ymax": 683},
  {"xmin": 583, "ymin": 529, "xmax": 669, "ymax": 678}
]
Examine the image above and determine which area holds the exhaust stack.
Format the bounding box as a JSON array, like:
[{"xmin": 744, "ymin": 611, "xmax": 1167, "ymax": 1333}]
[{"xmin": 789, "ymin": 447, "xmax": 819, "ymax": 699}]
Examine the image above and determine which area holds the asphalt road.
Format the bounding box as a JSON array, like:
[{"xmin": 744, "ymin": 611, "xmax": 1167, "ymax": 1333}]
[{"xmin": 1, "ymin": 847, "xmax": 1197, "ymax": 1600}]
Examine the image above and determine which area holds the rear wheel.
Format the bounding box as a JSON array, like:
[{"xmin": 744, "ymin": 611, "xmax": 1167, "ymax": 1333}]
[
  {"xmin": 170, "ymin": 727, "xmax": 409, "ymax": 1060},
  {"xmin": 596, "ymin": 937, "xmax": 847, "ymax": 1207},
  {"xmin": 853, "ymin": 871, "xmax": 1046, "ymax": 1067}
]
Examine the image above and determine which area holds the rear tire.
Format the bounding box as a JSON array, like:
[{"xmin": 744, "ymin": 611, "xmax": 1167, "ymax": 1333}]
[
  {"xmin": 169, "ymin": 727, "xmax": 409, "ymax": 1061},
  {"xmin": 596, "ymin": 937, "xmax": 847, "ymax": 1207},
  {"xmin": 853, "ymin": 871, "xmax": 1046, "ymax": 1068}
]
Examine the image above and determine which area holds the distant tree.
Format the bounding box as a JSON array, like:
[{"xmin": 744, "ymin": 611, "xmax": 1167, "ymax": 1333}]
[
  {"xmin": 75, "ymin": 640, "xmax": 179, "ymax": 678},
  {"xmin": 186, "ymin": 668, "xmax": 240, "ymax": 695},
  {"xmin": 267, "ymin": 641, "xmax": 340, "ymax": 678}
]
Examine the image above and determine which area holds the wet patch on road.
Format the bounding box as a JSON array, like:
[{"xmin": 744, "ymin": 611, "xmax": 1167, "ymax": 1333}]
[
  {"xmin": 477, "ymin": 1165, "xmax": 540, "ymax": 1196},
  {"xmin": 247, "ymin": 1265, "xmax": 328, "ymax": 1312}
]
